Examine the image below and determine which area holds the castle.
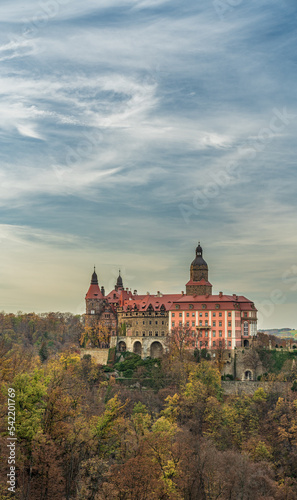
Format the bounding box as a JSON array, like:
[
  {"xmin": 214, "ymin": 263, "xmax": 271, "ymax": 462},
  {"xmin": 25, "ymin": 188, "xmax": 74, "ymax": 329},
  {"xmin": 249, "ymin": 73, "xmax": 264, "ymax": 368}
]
[{"xmin": 84, "ymin": 243, "xmax": 258, "ymax": 359}]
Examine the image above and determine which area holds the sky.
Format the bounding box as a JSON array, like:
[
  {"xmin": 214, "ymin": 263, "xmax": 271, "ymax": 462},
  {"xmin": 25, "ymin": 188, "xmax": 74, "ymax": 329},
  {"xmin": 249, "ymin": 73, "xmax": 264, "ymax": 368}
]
[{"xmin": 0, "ymin": 0, "xmax": 297, "ymax": 329}]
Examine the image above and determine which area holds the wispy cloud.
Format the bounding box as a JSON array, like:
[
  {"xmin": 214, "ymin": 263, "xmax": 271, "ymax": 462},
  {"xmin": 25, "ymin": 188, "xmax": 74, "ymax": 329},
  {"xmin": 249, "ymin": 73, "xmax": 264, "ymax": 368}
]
[{"xmin": 0, "ymin": 0, "xmax": 296, "ymax": 326}]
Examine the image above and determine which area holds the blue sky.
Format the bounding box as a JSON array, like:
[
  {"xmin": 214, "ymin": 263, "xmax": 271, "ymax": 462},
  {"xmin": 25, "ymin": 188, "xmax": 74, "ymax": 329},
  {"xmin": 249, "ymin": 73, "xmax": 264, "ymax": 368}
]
[{"xmin": 0, "ymin": 0, "xmax": 297, "ymax": 328}]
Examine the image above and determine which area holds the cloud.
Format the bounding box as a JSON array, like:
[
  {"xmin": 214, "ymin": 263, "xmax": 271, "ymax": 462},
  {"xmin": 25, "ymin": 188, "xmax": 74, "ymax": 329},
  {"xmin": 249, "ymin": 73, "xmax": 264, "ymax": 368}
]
[{"xmin": 0, "ymin": 0, "xmax": 296, "ymax": 326}]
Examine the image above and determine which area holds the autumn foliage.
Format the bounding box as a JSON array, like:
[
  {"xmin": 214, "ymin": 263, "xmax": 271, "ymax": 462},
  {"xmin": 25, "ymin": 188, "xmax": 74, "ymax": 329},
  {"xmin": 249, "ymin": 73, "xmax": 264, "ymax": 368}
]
[{"xmin": 0, "ymin": 313, "xmax": 297, "ymax": 499}]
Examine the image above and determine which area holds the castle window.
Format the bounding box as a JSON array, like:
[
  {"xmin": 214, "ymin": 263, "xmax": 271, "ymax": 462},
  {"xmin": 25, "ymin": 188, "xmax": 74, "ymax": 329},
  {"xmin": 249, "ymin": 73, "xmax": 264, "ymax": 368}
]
[
  {"xmin": 91, "ymin": 310, "xmax": 95, "ymax": 315},
  {"xmin": 205, "ymin": 312, "xmax": 208, "ymax": 317},
  {"xmin": 143, "ymin": 321, "xmax": 145, "ymax": 325},
  {"xmin": 105, "ymin": 314, "xmax": 110, "ymax": 318},
  {"xmin": 219, "ymin": 312, "xmax": 222, "ymax": 317},
  {"xmin": 228, "ymin": 330, "xmax": 231, "ymax": 337},
  {"xmin": 186, "ymin": 313, "xmax": 189, "ymax": 317},
  {"xmin": 186, "ymin": 321, "xmax": 189, "ymax": 326},
  {"xmin": 192, "ymin": 313, "xmax": 195, "ymax": 317},
  {"xmin": 136, "ymin": 331, "xmax": 139, "ymax": 335},
  {"xmin": 205, "ymin": 331, "xmax": 208, "ymax": 337},
  {"xmin": 244, "ymin": 322, "xmax": 249, "ymax": 335},
  {"xmin": 219, "ymin": 321, "xmax": 222, "ymax": 326},
  {"xmin": 155, "ymin": 331, "xmax": 158, "ymax": 336},
  {"xmin": 161, "ymin": 331, "xmax": 165, "ymax": 336},
  {"xmin": 155, "ymin": 321, "xmax": 158, "ymax": 325},
  {"xmin": 219, "ymin": 341, "xmax": 222, "ymax": 347},
  {"xmin": 162, "ymin": 321, "xmax": 164, "ymax": 325},
  {"xmin": 228, "ymin": 312, "xmax": 231, "ymax": 317},
  {"xmin": 213, "ymin": 313, "xmax": 216, "ymax": 317},
  {"xmin": 213, "ymin": 341, "xmax": 216, "ymax": 347},
  {"xmin": 149, "ymin": 321, "xmax": 152, "ymax": 325},
  {"xmin": 179, "ymin": 321, "xmax": 182, "ymax": 326},
  {"xmin": 213, "ymin": 321, "xmax": 216, "ymax": 326},
  {"xmin": 219, "ymin": 331, "xmax": 222, "ymax": 337},
  {"xmin": 172, "ymin": 321, "xmax": 175, "ymax": 327},
  {"xmin": 179, "ymin": 313, "xmax": 182, "ymax": 317},
  {"xmin": 143, "ymin": 332, "xmax": 145, "ymax": 336},
  {"xmin": 205, "ymin": 321, "xmax": 208, "ymax": 326},
  {"xmin": 228, "ymin": 341, "xmax": 231, "ymax": 347},
  {"xmin": 199, "ymin": 313, "xmax": 202, "ymax": 317},
  {"xmin": 228, "ymin": 321, "xmax": 231, "ymax": 327},
  {"xmin": 244, "ymin": 313, "xmax": 248, "ymax": 318},
  {"xmin": 149, "ymin": 331, "xmax": 152, "ymax": 336},
  {"xmin": 172, "ymin": 313, "xmax": 175, "ymax": 317},
  {"xmin": 192, "ymin": 321, "xmax": 195, "ymax": 327},
  {"xmin": 199, "ymin": 321, "xmax": 202, "ymax": 326},
  {"xmin": 212, "ymin": 331, "xmax": 216, "ymax": 337}
]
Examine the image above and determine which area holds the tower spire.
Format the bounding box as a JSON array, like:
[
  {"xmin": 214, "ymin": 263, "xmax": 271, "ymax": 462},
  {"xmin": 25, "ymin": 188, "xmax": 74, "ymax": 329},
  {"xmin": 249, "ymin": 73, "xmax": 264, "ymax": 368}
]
[{"xmin": 91, "ymin": 266, "xmax": 98, "ymax": 285}]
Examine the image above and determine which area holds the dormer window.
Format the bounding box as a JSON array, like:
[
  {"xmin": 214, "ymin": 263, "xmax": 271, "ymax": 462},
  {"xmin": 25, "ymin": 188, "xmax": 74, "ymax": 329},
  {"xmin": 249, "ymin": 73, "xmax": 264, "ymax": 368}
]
[
  {"xmin": 175, "ymin": 305, "xmax": 180, "ymax": 310},
  {"xmin": 189, "ymin": 304, "xmax": 193, "ymax": 309},
  {"xmin": 202, "ymin": 304, "xmax": 206, "ymax": 309},
  {"xmin": 215, "ymin": 304, "xmax": 220, "ymax": 309}
]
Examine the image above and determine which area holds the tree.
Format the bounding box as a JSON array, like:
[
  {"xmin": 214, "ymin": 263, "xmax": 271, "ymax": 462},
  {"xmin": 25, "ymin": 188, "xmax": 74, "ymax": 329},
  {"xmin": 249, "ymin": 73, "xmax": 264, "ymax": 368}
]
[
  {"xmin": 167, "ymin": 325, "xmax": 196, "ymax": 361},
  {"xmin": 80, "ymin": 324, "xmax": 111, "ymax": 348}
]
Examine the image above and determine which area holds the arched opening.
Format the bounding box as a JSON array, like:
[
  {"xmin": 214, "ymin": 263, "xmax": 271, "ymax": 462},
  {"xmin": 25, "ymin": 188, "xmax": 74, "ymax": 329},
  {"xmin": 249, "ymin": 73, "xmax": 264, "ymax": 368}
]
[
  {"xmin": 244, "ymin": 339, "xmax": 249, "ymax": 348},
  {"xmin": 244, "ymin": 370, "xmax": 252, "ymax": 381},
  {"xmin": 133, "ymin": 341, "xmax": 142, "ymax": 356},
  {"xmin": 293, "ymin": 345, "xmax": 297, "ymax": 349},
  {"xmin": 150, "ymin": 341, "xmax": 163, "ymax": 358},
  {"xmin": 275, "ymin": 344, "xmax": 279, "ymax": 349},
  {"xmin": 118, "ymin": 341, "xmax": 126, "ymax": 352}
]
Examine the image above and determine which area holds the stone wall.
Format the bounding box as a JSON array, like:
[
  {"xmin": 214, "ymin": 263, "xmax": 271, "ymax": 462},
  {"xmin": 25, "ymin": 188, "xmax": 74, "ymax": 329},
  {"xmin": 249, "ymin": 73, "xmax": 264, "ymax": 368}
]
[
  {"xmin": 222, "ymin": 380, "xmax": 291, "ymax": 396},
  {"xmin": 110, "ymin": 335, "xmax": 167, "ymax": 358},
  {"xmin": 80, "ymin": 348, "xmax": 109, "ymax": 365}
]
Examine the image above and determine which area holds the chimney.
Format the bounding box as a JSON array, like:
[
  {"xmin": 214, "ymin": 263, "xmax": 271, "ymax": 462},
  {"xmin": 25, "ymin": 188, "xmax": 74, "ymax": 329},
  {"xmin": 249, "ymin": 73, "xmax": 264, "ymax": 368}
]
[
  {"xmin": 181, "ymin": 291, "xmax": 184, "ymax": 296},
  {"xmin": 219, "ymin": 291, "xmax": 223, "ymax": 298},
  {"xmin": 133, "ymin": 289, "xmax": 137, "ymax": 295},
  {"xmin": 101, "ymin": 286, "xmax": 105, "ymax": 296}
]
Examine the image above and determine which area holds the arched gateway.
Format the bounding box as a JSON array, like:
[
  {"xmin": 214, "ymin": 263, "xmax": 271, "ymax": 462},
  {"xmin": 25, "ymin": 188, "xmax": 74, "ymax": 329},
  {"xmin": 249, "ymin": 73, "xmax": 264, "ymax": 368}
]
[
  {"xmin": 133, "ymin": 341, "xmax": 142, "ymax": 356},
  {"xmin": 150, "ymin": 341, "xmax": 163, "ymax": 358}
]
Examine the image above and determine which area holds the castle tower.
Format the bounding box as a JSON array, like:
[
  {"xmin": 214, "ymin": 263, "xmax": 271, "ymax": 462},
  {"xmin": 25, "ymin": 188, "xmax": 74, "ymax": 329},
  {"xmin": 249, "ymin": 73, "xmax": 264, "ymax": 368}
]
[
  {"xmin": 115, "ymin": 270, "xmax": 124, "ymax": 291},
  {"xmin": 85, "ymin": 267, "xmax": 104, "ymax": 318},
  {"xmin": 185, "ymin": 243, "xmax": 212, "ymax": 295}
]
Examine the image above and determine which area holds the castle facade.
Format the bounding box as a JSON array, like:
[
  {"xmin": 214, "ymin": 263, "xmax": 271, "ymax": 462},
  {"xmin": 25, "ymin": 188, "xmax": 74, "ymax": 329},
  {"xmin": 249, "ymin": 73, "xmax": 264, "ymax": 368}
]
[{"xmin": 84, "ymin": 243, "xmax": 258, "ymax": 358}]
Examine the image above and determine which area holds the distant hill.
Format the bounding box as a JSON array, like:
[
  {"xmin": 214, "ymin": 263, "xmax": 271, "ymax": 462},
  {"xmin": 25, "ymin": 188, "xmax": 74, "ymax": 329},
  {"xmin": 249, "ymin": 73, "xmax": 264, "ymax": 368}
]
[{"xmin": 258, "ymin": 328, "xmax": 297, "ymax": 339}]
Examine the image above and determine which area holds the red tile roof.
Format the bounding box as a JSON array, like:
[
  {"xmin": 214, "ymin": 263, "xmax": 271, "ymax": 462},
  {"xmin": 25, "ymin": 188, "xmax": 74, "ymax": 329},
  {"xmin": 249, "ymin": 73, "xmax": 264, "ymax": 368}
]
[
  {"xmin": 85, "ymin": 284, "xmax": 103, "ymax": 300},
  {"xmin": 169, "ymin": 294, "xmax": 256, "ymax": 311},
  {"xmin": 118, "ymin": 293, "xmax": 183, "ymax": 312}
]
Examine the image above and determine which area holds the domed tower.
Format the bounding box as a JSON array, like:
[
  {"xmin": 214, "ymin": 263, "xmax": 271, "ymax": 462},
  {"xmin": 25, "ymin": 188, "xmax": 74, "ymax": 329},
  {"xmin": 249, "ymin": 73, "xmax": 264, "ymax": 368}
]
[
  {"xmin": 115, "ymin": 270, "xmax": 124, "ymax": 291},
  {"xmin": 185, "ymin": 243, "xmax": 212, "ymax": 295}
]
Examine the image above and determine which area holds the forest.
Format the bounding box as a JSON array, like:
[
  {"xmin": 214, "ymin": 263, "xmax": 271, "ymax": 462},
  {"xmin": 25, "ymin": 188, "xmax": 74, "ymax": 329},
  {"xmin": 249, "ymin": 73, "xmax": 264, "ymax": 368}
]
[{"xmin": 1, "ymin": 312, "xmax": 297, "ymax": 500}]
